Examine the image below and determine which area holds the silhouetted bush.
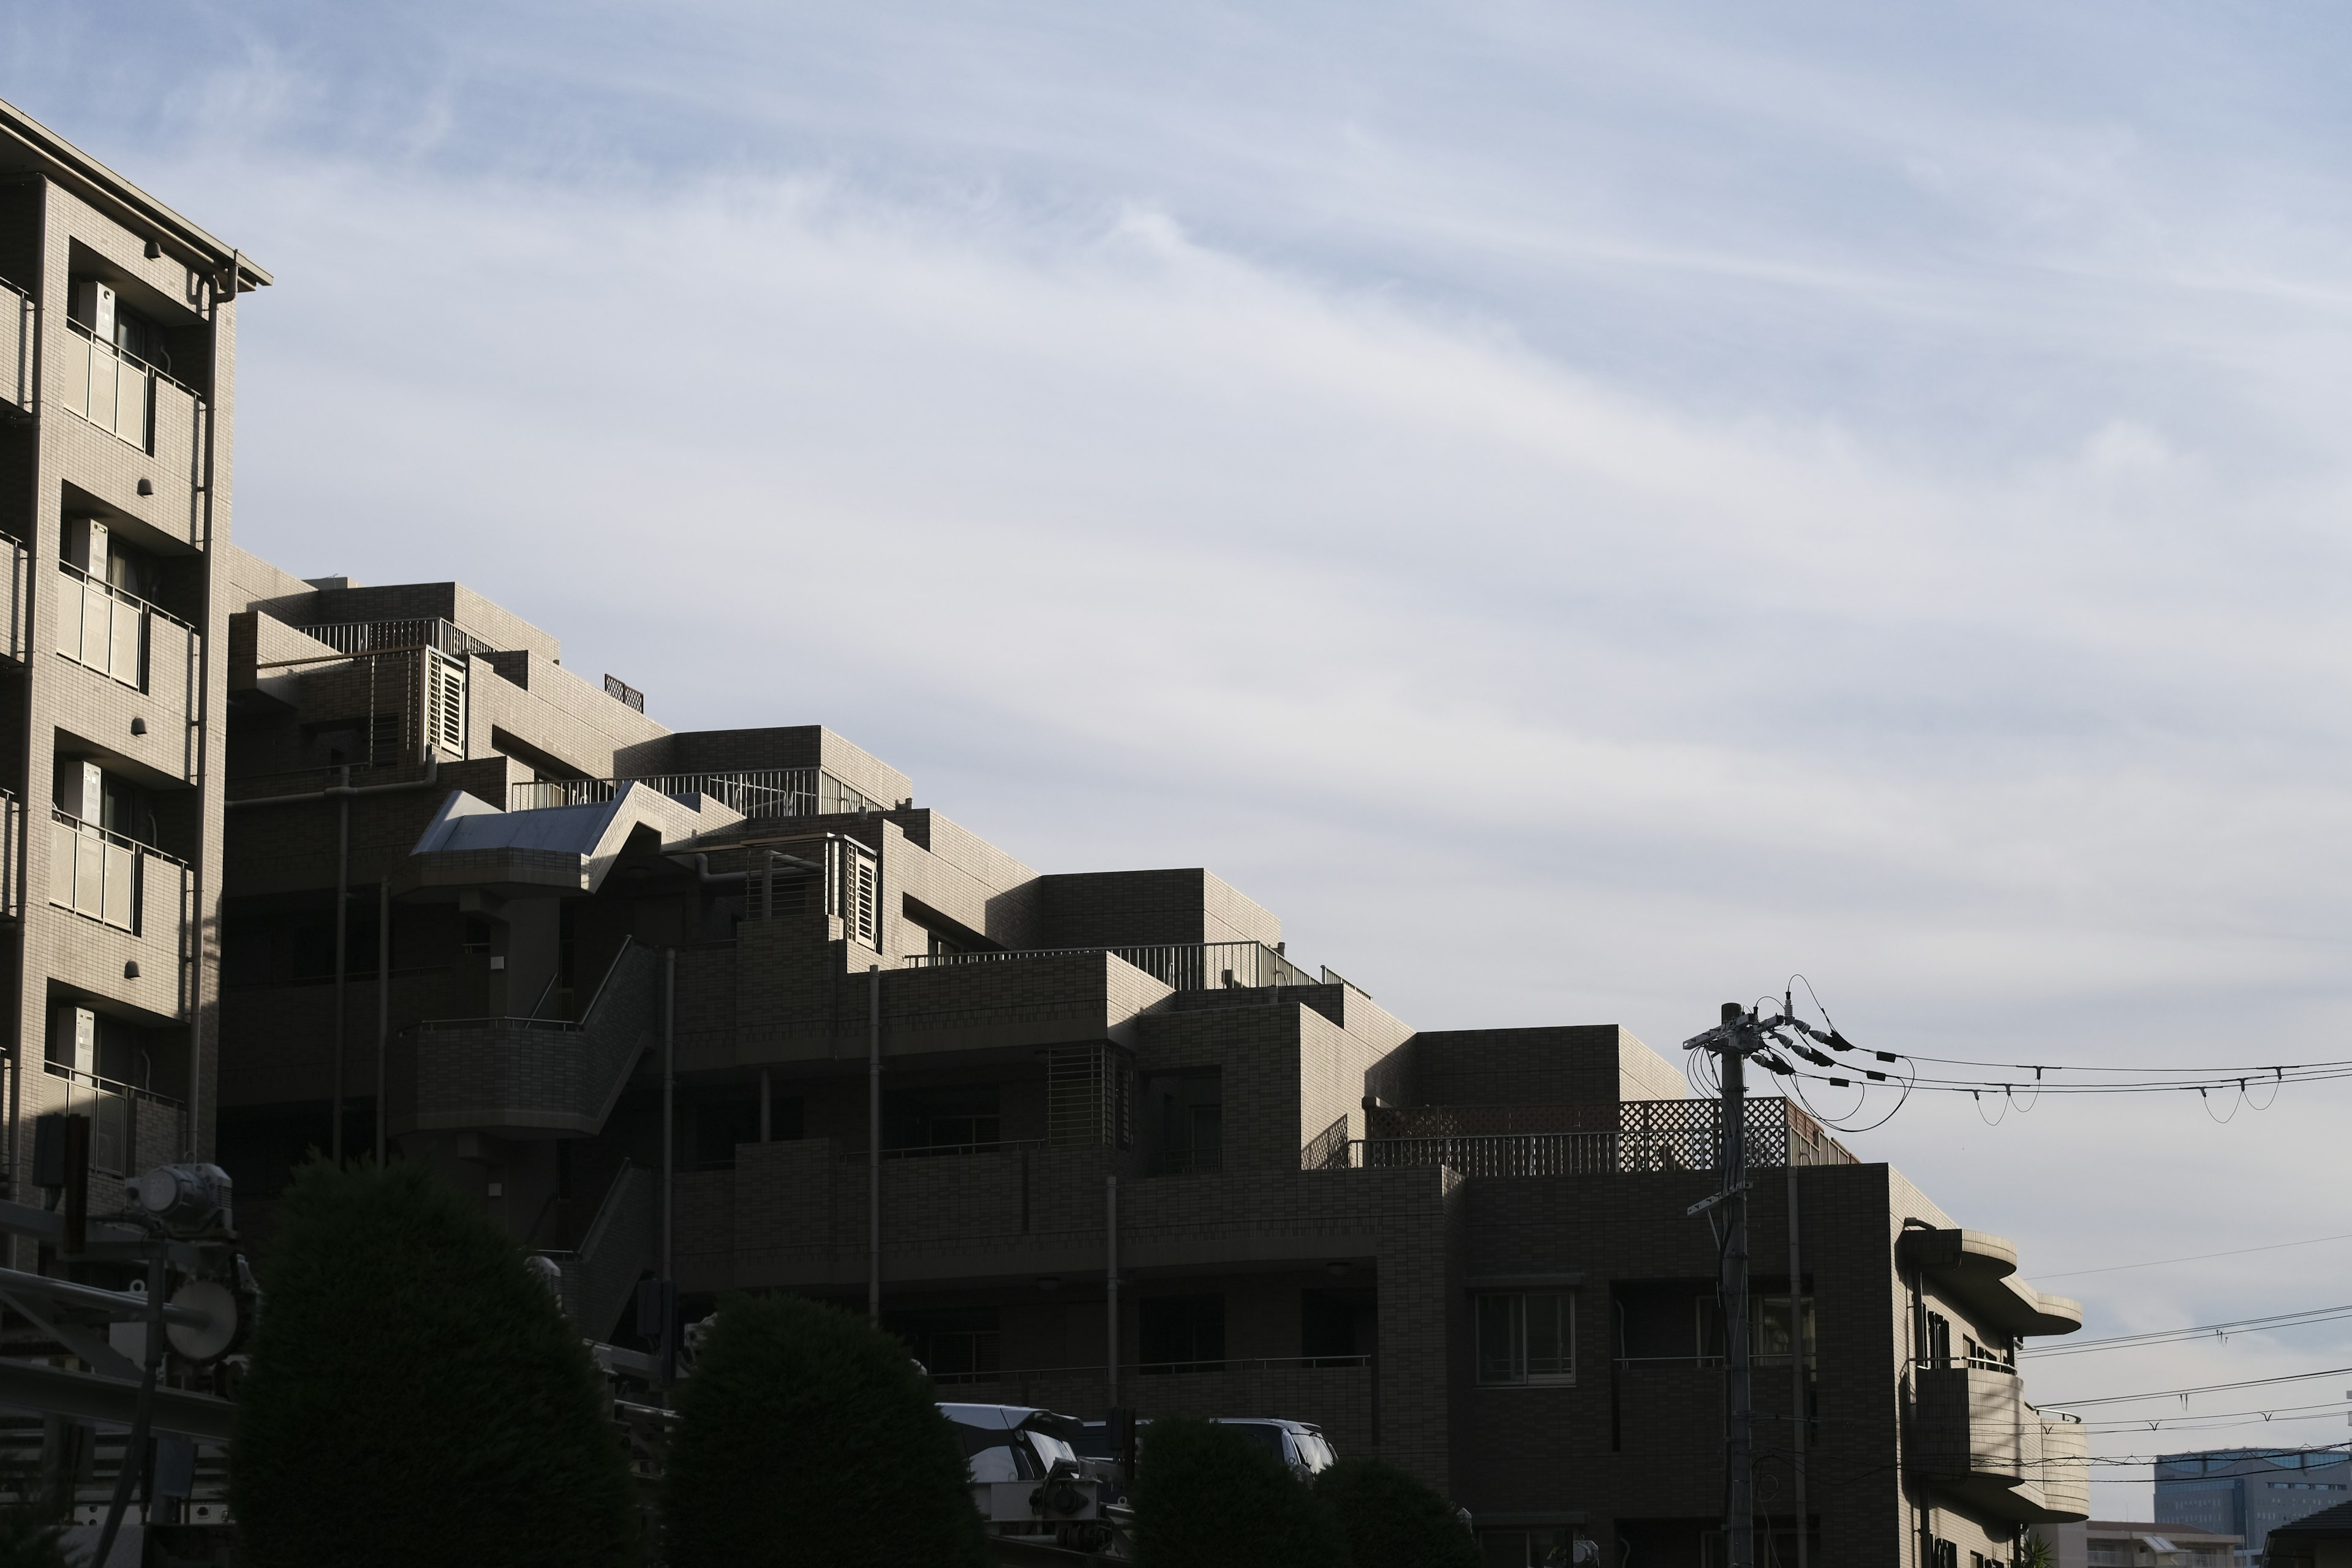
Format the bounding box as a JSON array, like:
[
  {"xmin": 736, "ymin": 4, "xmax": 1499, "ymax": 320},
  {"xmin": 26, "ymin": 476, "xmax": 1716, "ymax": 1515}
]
[
  {"xmin": 1133, "ymin": 1415, "xmax": 1348, "ymax": 1568},
  {"xmin": 230, "ymin": 1158, "xmax": 638, "ymax": 1568},
  {"xmin": 662, "ymin": 1292, "xmax": 987, "ymax": 1568},
  {"xmin": 1316, "ymin": 1455, "xmax": 1480, "ymax": 1568}
]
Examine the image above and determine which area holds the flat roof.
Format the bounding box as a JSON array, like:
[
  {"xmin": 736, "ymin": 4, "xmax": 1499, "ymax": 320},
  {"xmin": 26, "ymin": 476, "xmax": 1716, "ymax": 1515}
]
[
  {"xmin": 2085, "ymin": 1521, "xmax": 2243, "ymax": 1542},
  {"xmin": 0, "ymin": 95, "xmax": 270, "ymax": 290}
]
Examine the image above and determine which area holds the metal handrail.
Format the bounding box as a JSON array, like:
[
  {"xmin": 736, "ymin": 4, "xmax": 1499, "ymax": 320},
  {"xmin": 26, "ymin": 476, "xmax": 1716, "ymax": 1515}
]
[
  {"xmin": 836, "ymin": 1138, "xmax": 1047, "ymax": 1162},
  {"xmin": 509, "ymin": 768, "xmax": 883, "ymax": 819},
  {"xmin": 300, "ymin": 617, "xmax": 496, "ymax": 660},
  {"xmin": 40, "ymin": 1061, "xmax": 184, "ymax": 1111},
  {"xmin": 56, "ymin": 559, "xmax": 198, "ymax": 633},
  {"xmin": 61, "ymin": 315, "xmax": 202, "ymax": 399},
  {"xmin": 49, "ymin": 808, "xmax": 189, "ymax": 871},
  {"xmin": 0, "ymin": 275, "xmax": 26, "ymax": 303},
  {"xmin": 928, "ymin": 1354, "xmax": 1372, "ymax": 1386},
  {"xmin": 905, "ymin": 939, "xmax": 1316, "ymax": 990}
]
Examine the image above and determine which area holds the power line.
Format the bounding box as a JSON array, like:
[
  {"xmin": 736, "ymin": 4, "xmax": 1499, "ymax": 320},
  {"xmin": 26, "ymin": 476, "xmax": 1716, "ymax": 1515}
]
[
  {"xmin": 2022, "ymin": 1303, "xmax": 2352, "ymax": 1357},
  {"xmin": 2042, "ymin": 1366, "xmax": 2352, "ymax": 1411},
  {"xmin": 2035, "ymin": 1234, "xmax": 2352, "ymax": 1283}
]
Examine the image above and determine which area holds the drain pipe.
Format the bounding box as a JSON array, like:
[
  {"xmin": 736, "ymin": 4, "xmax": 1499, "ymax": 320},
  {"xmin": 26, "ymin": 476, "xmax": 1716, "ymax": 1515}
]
[
  {"xmin": 1789, "ymin": 1163, "xmax": 1807, "ymax": 1568},
  {"xmin": 375, "ymin": 876, "xmax": 390, "ymax": 1164},
  {"xmin": 662, "ymin": 949, "xmax": 675, "ymax": 1283},
  {"xmin": 331, "ymin": 766, "xmax": 349, "ymax": 1163},
  {"xmin": 1106, "ymin": 1173, "xmax": 1120, "ymax": 1406},
  {"xmin": 867, "ymin": 963, "xmax": 881, "ymax": 1322}
]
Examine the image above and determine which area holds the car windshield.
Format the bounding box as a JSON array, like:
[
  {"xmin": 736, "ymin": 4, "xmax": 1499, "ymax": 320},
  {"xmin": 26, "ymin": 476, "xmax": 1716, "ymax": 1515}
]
[
  {"xmin": 1028, "ymin": 1431, "xmax": 1079, "ymax": 1470},
  {"xmin": 951, "ymin": 1423, "xmax": 1039, "ymax": 1482},
  {"xmin": 1295, "ymin": 1431, "xmax": 1337, "ymax": 1471},
  {"xmin": 1224, "ymin": 1423, "xmax": 1289, "ymax": 1462}
]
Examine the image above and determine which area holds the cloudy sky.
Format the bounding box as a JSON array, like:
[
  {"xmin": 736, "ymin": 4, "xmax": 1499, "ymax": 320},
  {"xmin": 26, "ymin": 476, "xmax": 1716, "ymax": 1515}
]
[{"xmin": 14, "ymin": 0, "xmax": 2352, "ymax": 1514}]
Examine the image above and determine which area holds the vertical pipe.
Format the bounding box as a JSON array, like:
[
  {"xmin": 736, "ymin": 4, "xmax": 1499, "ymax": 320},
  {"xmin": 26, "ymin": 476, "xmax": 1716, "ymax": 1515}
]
[
  {"xmin": 662, "ymin": 949, "xmax": 675, "ymax": 1283},
  {"xmin": 1721, "ymin": 1004, "xmax": 1753, "ymax": 1568},
  {"xmin": 375, "ymin": 877, "xmax": 390, "ymax": 1163},
  {"xmin": 1106, "ymin": 1172, "xmax": 1120, "ymax": 1405},
  {"xmin": 1788, "ymin": 1163, "xmax": 1807, "ymax": 1568},
  {"xmin": 185, "ymin": 255, "xmax": 227, "ymax": 1163},
  {"xmin": 759, "ymin": 1065, "xmax": 771, "ymax": 1143},
  {"xmin": 867, "ymin": 963, "xmax": 881, "ymax": 1322},
  {"xmin": 330, "ymin": 770, "xmax": 348, "ymax": 1163}
]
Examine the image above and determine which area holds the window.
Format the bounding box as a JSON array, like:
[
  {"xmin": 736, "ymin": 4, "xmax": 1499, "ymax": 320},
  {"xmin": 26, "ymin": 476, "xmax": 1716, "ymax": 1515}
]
[
  {"xmin": 1925, "ymin": 1538, "xmax": 1958, "ymax": 1568},
  {"xmin": 1143, "ymin": 1069, "xmax": 1223, "ymax": 1175},
  {"xmin": 1926, "ymin": 1311, "xmax": 1953, "ymax": 1368},
  {"xmin": 1301, "ymin": 1288, "xmax": 1376, "ymax": 1365},
  {"xmin": 1478, "ymin": 1526, "xmax": 1579, "ymax": 1565},
  {"xmin": 1477, "ymin": 1292, "xmax": 1575, "ymax": 1385},
  {"xmin": 1754, "ymin": 1294, "xmax": 1816, "ymax": 1365},
  {"xmin": 1139, "ymin": 1294, "xmax": 1225, "ymax": 1373},
  {"xmin": 888, "ymin": 1308, "xmax": 1000, "ymax": 1384},
  {"xmin": 885, "ymin": 1084, "xmax": 1001, "ymax": 1155}
]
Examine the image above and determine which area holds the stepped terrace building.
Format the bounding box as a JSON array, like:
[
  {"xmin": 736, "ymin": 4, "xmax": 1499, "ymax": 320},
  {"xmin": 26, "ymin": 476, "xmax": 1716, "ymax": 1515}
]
[
  {"xmin": 209, "ymin": 563, "xmax": 2093, "ymax": 1567},
  {"xmin": 0, "ymin": 92, "xmax": 2093, "ymax": 1568}
]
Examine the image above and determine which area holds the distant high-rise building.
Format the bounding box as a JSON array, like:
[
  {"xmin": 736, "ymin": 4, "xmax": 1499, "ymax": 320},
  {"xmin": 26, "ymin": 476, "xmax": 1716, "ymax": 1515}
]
[{"xmin": 2154, "ymin": 1449, "xmax": 2352, "ymax": 1560}]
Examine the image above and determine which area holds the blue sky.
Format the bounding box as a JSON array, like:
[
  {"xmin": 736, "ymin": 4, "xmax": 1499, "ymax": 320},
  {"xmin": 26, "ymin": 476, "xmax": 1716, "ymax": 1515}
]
[{"xmin": 15, "ymin": 1, "xmax": 2352, "ymax": 1513}]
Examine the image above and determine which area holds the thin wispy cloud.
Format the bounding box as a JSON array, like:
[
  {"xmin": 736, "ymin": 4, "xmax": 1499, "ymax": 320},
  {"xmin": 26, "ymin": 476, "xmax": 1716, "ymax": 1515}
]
[{"xmin": 12, "ymin": 0, "xmax": 2352, "ymax": 1509}]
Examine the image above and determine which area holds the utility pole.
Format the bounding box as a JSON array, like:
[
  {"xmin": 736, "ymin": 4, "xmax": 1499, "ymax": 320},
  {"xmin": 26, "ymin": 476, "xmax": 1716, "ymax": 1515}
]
[{"xmin": 1719, "ymin": 1001, "xmax": 1755, "ymax": 1568}]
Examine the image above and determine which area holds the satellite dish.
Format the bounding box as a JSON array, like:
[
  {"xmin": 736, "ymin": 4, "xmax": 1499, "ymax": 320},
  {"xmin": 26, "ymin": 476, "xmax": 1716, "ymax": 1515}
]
[{"xmin": 166, "ymin": 1279, "xmax": 238, "ymax": 1362}]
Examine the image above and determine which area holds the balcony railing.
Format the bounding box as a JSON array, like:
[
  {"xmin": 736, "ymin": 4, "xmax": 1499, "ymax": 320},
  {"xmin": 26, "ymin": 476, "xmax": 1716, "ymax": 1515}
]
[
  {"xmin": 836, "ymin": 1138, "xmax": 1048, "ymax": 1162},
  {"xmin": 1317, "ymin": 1098, "xmax": 1860, "ymax": 1175},
  {"xmin": 62, "ymin": 318, "xmax": 200, "ymax": 453},
  {"xmin": 301, "ymin": 617, "xmax": 498, "ymax": 660},
  {"xmin": 56, "ymin": 561, "xmax": 195, "ymax": 692},
  {"xmin": 48, "ymin": 809, "xmax": 188, "ymax": 936},
  {"xmin": 906, "ymin": 939, "xmax": 1315, "ymax": 990},
  {"xmin": 0, "ymin": 790, "xmax": 17, "ymax": 918},
  {"xmin": 509, "ymin": 767, "xmax": 884, "ymax": 820},
  {"xmin": 929, "ymin": 1355, "xmax": 1370, "ymax": 1387},
  {"xmin": 42, "ymin": 1064, "xmax": 184, "ymax": 1177}
]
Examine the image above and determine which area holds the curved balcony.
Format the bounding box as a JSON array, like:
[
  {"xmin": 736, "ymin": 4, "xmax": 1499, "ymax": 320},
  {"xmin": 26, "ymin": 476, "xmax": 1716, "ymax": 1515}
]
[{"xmin": 1910, "ymin": 1365, "xmax": 2088, "ymax": 1523}]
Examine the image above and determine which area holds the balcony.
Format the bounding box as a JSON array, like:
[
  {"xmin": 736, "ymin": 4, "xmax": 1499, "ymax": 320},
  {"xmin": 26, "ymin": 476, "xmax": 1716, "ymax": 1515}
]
[
  {"xmin": 1317, "ymin": 1098, "xmax": 1859, "ymax": 1175},
  {"xmin": 510, "ymin": 766, "xmax": 883, "ymax": 820},
  {"xmin": 48, "ymin": 809, "xmax": 187, "ymax": 938},
  {"xmin": 61, "ymin": 318, "xmax": 202, "ymax": 462},
  {"xmin": 908, "ymin": 939, "xmax": 1320, "ymax": 991},
  {"xmin": 56, "ymin": 562, "xmax": 198, "ymax": 695},
  {"xmin": 1910, "ymin": 1365, "xmax": 2087, "ymax": 1523},
  {"xmin": 302, "ymin": 617, "xmax": 498, "ymax": 660},
  {"xmin": 39, "ymin": 1064, "xmax": 183, "ymax": 1177}
]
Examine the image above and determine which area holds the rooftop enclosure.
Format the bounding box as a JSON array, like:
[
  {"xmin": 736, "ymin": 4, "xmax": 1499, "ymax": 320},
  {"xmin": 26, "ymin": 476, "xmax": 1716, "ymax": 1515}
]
[{"xmin": 1314, "ymin": 1097, "xmax": 1858, "ymax": 1174}]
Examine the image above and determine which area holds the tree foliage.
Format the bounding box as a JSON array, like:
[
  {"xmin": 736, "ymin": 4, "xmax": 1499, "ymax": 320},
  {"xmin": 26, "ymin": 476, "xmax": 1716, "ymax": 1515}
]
[
  {"xmin": 1133, "ymin": 1416, "xmax": 1349, "ymax": 1568},
  {"xmin": 229, "ymin": 1158, "xmax": 638, "ymax": 1568},
  {"xmin": 1315, "ymin": 1455, "xmax": 1480, "ymax": 1568},
  {"xmin": 662, "ymin": 1292, "xmax": 988, "ymax": 1568}
]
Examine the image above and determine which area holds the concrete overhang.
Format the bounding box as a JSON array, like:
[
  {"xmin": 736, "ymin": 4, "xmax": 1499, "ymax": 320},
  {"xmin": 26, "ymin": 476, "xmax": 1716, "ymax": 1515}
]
[{"xmin": 1899, "ymin": 1227, "xmax": 2083, "ymax": 1338}]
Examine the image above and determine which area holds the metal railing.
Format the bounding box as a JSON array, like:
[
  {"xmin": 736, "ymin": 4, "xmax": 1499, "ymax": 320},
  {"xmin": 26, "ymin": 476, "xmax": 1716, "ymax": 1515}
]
[
  {"xmin": 301, "ymin": 617, "xmax": 497, "ymax": 660},
  {"xmin": 56, "ymin": 562, "xmax": 194, "ymax": 691},
  {"xmin": 509, "ymin": 767, "xmax": 884, "ymax": 820},
  {"xmin": 1323, "ymin": 1098, "xmax": 1859, "ymax": 1175},
  {"xmin": 61, "ymin": 318, "xmax": 200, "ymax": 452},
  {"xmin": 906, "ymin": 939, "xmax": 1315, "ymax": 990},
  {"xmin": 929, "ymin": 1354, "xmax": 1371, "ymax": 1387},
  {"xmin": 43, "ymin": 1063, "xmax": 184, "ymax": 1177},
  {"xmin": 47, "ymin": 809, "xmax": 188, "ymax": 936},
  {"xmin": 837, "ymin": 1138, "xmax": 1047, "ymax": 1162}
]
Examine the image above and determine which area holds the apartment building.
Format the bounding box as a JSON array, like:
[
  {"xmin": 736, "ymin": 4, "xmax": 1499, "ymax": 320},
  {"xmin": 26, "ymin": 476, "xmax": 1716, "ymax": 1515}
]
[
  {"xmin": 197, "ymin": 554, "xmax": 2091, "ymax": 1565},
  {"xmin": 0, "ymin": 99, "xmax": 266, "ymax": 1228},
  {"xmin": 0, "ymin": 97, "xmax": 2094, "ymax": 1567}
]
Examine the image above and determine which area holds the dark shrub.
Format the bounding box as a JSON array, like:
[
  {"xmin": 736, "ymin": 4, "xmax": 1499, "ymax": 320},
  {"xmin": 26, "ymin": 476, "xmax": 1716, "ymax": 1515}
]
[
  {"xmin": 1316, "ymin": 1455, "xmax": 1480, "ymax": 1568},
  {"xmin": 230, "ymin": 1158, "xmax": 638, "ymax": 1568},
  {"xmin": 662, "ymin": 1292, "xmax": 987, "ymax": 1568},
  {"xmin": 1133, "ymin": 1415, "xmax": 1348, "ymax": 1568}
]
